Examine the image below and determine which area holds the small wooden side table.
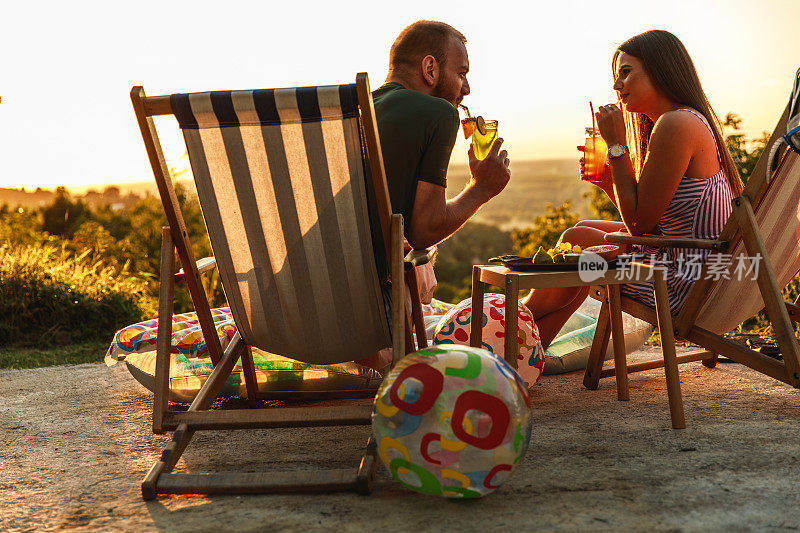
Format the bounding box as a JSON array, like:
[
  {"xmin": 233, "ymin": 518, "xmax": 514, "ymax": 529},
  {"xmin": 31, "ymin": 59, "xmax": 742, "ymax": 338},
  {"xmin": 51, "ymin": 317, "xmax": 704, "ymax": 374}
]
[{"xmin": 469, "ymin": 263, "xmax": 686, "ymax": 429}]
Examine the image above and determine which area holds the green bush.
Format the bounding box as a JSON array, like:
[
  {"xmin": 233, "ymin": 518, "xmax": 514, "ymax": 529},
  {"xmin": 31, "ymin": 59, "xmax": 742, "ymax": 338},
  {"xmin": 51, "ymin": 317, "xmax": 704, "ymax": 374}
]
[
  {"xmin": 0, "ymin": 206, "xmax": 51, "ymax": 246},
  {"xmin": 40, "ymin": 186, "xmax": 92, "ymax": 237},
  {"xmin": 433, "ymin": 222, "xmax": 514, "ymax": 303},
  {"xmin": 511, "ymin": 201, "xmax": 580, "ymax": 256},
  {"xmin": 724, "ymin": 113, "xmax": 770, "ymax": 184},
  {"xmin": 121, "ymin": 188, "xmax": 227, "ymax": 313},
  {"xmin": 582, "ymin": 188, "xmax": 621, "ymax": 221},
  {"xmin": 0, "ymin": 243, "xmax": 156, "ymax": 347},
  {"xmin": 738, "ymin": 276, "xmax": 800, "ymax": 337}
]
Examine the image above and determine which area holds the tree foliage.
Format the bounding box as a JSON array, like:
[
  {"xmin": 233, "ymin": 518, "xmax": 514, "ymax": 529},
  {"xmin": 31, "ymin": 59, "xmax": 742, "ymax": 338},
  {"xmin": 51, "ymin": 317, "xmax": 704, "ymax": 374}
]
[
  {"xmin": 511, "ymin": 202, "xmax": 580, "ymax": 256},
  {"xmin": 40, "ymin": 186, "xmax": 92, "ymax": 237},
  {"xmin": 582, "ymin": 188, "xmax": 620, "ymax": 221},
  {"xmin": 433, "ymin": 222, "xmax": 514, "ymax": 303},
  {"xmin": 0, "ymin": 182, "xmax": 226, "ymax": 347},
  {"xmin": 724, "ymin": 113, "xmax": 770, "ymax": 184}
]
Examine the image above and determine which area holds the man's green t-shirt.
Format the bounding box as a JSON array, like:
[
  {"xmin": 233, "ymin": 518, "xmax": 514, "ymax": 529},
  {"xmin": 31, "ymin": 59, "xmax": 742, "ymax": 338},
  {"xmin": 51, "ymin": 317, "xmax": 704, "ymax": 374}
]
[{"xmin": 371, "ymin": 82, "xmax": 459, "ymax": 226}]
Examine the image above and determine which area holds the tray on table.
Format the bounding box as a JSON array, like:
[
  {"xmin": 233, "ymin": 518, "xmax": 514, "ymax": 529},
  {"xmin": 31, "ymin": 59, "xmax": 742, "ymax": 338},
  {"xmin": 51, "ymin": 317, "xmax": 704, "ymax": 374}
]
[{"xmin": 487, "ymin": 254, "xmax": 623, "ymax": 272}]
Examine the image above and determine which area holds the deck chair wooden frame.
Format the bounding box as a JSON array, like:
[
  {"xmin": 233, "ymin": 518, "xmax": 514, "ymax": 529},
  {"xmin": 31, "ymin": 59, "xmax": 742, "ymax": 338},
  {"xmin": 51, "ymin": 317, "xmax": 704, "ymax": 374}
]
[
  {"xmin": 583, "ymin": 99, "xmax": 800, "ymax": 407},
  {"xmin": 130, "ymin": 73, "xmax": 432, "ymax": 499}
]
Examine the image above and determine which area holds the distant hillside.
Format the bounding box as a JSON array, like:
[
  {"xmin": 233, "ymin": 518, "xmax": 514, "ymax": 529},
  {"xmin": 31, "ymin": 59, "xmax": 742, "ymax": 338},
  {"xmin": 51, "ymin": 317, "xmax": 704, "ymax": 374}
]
[
  {"xmin": 446, "ymin": 158, "xmax": 593, "ymax": 230},
  {"xmin": 0, "ymin": 179, "xmax": 195, "ymax": 211},
  {"xmin": 2, "ymin": 159, "xmax": 592, "ymax": 230},
  {"xmin": 0, "ymin": 186, "xmax": 143, "ymax": 211},
  {"xmin": 0, "ymin": 187, "xmax": 56, "ymax": 209}
]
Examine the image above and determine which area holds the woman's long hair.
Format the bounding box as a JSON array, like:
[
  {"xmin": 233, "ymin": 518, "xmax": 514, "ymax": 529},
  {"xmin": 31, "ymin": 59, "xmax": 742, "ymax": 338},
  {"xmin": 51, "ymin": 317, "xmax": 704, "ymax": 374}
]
[{"xmin": 613, "ymin": 30, "xmax": 743, "ymax": 196}]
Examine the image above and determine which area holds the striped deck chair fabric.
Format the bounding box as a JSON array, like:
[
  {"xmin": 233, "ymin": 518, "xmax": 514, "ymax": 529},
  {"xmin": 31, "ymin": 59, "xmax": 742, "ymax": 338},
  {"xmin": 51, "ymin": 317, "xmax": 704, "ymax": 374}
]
[
  {"xmin": 695, "ymin": 147, "xmax": 800, "ymax": 334},
  {"xmin": 170, "ymin": 84, "xmax": 392, "ymax": 365}
]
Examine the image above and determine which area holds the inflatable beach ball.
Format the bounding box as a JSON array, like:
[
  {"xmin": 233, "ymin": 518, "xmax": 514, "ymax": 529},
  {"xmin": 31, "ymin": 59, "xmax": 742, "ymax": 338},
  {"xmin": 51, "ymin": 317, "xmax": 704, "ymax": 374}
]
[
  {"xmin": 372, "ymin": 345, "xmax": 533, "ymax": 498},
  {"xmin": 433, "ymin": 294, "xmax": 545, "ymax": 386}
]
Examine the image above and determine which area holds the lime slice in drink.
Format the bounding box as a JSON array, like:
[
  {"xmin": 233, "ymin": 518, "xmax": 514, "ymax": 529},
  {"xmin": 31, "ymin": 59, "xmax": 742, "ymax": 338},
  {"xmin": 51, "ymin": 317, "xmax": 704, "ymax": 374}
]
[{"xmin": 476, "ymin": 116, "xmax": 486, "ymax": 135}]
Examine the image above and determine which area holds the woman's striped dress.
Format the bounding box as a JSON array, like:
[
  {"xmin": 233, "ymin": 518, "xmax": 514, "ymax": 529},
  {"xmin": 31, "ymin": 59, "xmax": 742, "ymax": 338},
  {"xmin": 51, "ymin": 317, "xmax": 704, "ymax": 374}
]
[{"xmin": 619, "ymin": 108, "xmax": 734, "ymax": 314}]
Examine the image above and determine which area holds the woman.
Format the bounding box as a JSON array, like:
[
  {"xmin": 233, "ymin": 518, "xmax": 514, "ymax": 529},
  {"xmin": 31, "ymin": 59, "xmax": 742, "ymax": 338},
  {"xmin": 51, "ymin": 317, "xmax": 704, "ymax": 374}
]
[{"xmin": 523, "ymin": 29, "xmax": 743, "ymax": 349}]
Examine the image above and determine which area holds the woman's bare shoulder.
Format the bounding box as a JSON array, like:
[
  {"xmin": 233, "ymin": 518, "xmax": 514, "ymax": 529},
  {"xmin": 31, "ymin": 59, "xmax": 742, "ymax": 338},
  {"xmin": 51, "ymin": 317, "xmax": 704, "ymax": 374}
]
[
  {"xmin": 651, "ymin": 109, "xmax": 711, "ymax": 145},
  {"xmin": 654, "ymin": 108, "xmax": 708, "ymax": 131}
]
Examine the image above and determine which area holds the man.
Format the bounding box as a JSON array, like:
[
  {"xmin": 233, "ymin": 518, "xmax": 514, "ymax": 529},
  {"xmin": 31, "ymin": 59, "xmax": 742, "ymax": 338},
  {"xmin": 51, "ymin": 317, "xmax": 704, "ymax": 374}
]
[
  {"xmin": 357, "ymin": 21, "xmax": 510, "ymax": 370},
  {"xmin": 372, "ymin": 20, "xmax": 511, "ymax": 250}
]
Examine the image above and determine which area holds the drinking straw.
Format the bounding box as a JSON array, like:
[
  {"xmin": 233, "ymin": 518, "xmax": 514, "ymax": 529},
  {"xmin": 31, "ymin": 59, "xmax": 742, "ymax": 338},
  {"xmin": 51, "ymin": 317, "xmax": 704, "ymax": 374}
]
[{"xmin": 590, "ymin": 101, "xmax": 596, "ymax": 134}]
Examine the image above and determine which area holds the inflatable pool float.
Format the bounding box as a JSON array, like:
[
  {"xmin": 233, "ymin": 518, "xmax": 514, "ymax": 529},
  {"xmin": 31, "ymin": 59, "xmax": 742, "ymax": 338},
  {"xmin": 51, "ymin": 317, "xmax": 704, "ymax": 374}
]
[
  {"xmin": 121, "ymin": 349, "xmax": 382, "ymax": 403},
  {"xmin": 421, "ymin": 298, "xmax": 651, "ymax": 376},
  {"xmin": 107, "ymin": 297, "xmax": 651, "ymax": 401},
  {"xmin": 106, "ymin": 308, "xmax": 382, "ymax": 403},
  {"xmin": 432, "ymin": 294, "xmax": 545, "ymax": 386},
  {"xmin": 543, "ymin": 298, "xmax": 652, "ymax": 374}
]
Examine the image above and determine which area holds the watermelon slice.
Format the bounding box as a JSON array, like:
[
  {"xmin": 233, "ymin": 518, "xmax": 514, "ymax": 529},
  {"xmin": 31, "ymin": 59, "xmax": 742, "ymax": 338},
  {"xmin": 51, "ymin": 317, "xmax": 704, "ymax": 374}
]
[{"xmin": 583, "ymin": 244, "xmax": 623, "ymax": 260}]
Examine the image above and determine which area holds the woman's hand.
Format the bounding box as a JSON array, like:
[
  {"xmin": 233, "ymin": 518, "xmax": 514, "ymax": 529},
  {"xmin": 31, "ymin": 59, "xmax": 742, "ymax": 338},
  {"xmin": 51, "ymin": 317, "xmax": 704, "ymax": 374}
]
[{"xmin": 595, "ymin": 103, "xmax": 626, "ymax": 146}]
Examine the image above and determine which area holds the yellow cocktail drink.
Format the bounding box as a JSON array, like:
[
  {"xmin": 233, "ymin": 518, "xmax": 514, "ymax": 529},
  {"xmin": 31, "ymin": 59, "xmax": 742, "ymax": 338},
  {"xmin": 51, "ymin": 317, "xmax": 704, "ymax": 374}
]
[{"xmin": 473, "ymin": 119, "xmax": 498, "ymax": 160}]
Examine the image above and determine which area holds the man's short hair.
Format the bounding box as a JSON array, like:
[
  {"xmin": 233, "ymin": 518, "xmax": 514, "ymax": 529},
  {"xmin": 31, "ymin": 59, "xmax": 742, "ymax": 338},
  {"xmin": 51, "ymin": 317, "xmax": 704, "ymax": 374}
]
[{"xmin": 389, "ymin": 20, "xmax": 467, "ymax": 71}]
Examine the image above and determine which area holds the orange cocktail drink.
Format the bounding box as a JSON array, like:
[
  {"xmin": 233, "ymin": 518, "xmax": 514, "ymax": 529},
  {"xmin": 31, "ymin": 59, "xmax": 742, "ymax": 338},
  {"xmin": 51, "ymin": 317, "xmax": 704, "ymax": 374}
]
[{"xmin": 583, "ymin": 127, "xmax": 607, "ymax": 181}]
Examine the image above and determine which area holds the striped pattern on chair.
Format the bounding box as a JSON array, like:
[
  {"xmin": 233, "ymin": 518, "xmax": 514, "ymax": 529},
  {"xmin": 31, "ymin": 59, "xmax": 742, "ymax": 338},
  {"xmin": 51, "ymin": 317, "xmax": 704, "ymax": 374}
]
[
  {"xmin": 696, "ymin": 148, "xmax": 800, "ymax": 334},
  {"xmin": 170, "ymin": 84, "xmax": 392, "ymax": 364}
]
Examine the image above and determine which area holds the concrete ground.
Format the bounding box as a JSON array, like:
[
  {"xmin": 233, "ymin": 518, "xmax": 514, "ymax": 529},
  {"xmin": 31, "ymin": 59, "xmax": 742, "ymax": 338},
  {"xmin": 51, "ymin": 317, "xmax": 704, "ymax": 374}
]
[{"xmin": 2, "ymin": 346, "xmax": 799, "ymax": 532}]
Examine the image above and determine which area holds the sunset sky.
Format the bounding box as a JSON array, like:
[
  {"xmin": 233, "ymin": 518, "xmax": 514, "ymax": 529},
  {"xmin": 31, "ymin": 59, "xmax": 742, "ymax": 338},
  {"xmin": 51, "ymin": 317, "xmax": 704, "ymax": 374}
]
[{"xmin": 1, "ymin": 0, "xmax": 798, "ymax": 190}]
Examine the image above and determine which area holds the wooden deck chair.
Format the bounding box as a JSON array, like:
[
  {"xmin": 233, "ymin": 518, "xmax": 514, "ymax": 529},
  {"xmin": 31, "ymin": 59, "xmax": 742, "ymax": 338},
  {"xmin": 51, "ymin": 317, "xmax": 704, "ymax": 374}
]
[
  {"xmin": 583, "ymin": 71, "xmax": 800, "ymax": 420},
  {"xmin": 130, "ymin": 73, "xmax": 433, "ymax": 499}
]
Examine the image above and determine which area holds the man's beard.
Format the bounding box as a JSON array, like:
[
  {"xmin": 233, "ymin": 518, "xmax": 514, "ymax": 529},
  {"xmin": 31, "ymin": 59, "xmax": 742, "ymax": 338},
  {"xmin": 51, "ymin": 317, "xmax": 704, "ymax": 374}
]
[{"xmin": 431, "ymin": 77, "xmax": 458, "ymax": 105}]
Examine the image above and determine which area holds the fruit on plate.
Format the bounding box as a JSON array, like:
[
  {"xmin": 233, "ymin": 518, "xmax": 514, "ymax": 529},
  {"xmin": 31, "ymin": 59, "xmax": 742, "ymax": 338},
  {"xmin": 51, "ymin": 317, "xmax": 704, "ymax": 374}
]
[
  {"xmin": 533, "ymin": 246, "xmax": 554, "ymax": 264},
  {"xmin": 530, "ymin": 242, "xmax": 588, "ymax": 264},
  {"xmin": 582, "ymin": 244, "xmax": 623, "ymax": 260}
]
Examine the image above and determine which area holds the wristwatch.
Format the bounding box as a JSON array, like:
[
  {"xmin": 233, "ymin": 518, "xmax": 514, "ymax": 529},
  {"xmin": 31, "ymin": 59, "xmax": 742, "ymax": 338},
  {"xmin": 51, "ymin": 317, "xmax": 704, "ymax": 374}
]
[{"xmin": 607, "ymin": 144, "xmax": 629, "ymax": 159}]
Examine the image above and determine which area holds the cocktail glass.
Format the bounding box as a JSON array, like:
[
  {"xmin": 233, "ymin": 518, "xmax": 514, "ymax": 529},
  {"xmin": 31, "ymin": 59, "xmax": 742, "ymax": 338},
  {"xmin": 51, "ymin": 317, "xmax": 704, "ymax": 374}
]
[
  {"xmin": 583, "ymin": 127, "xmax": 607, "ymax": 181},
  {"xmin": 459, "ymin": 104, "xmax": 498, "ymax": 160},
  {"xmin": 472, "ymin": 119, "xmax": 498, "ymax": 160}
]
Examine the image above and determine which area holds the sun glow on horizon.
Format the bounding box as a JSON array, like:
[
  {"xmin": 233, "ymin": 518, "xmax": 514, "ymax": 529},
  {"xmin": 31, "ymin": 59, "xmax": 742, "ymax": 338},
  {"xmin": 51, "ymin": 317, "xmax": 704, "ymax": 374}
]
[{"xmin": 1, "ymin": 0, "xmax": 798, "ymax": 190}]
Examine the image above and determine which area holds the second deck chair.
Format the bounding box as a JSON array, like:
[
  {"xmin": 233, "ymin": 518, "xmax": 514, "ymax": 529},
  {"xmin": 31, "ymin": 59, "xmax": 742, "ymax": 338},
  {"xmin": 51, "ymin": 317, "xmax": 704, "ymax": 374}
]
[
  {"xmin": 583, "ymin": 70, "xmax": 800, "ymax": 419},
  {"xmin": 130, "ymin": 73, "xmax": 433, "ymax": 498}
]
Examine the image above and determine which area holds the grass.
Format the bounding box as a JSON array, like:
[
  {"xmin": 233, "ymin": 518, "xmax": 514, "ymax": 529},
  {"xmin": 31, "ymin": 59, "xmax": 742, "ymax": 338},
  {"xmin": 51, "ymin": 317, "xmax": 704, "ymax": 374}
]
[
  {"xmin": 0, "ymin": 242, "xmax": 155, "ymax": 347},
  {"xmin": 0, "ymin": 340, "xmax": 110, "ymax": 370},
  {"xmin": 0, "ymin": 242, "xmax": 149, "ymax": 370}
]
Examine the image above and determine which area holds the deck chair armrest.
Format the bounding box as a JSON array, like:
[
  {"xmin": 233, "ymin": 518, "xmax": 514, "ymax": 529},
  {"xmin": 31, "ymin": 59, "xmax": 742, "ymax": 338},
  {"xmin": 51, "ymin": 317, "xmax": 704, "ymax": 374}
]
[
  {"xmin": 404, "ymin": 246, "xmax": 438, "ymax": 270},
  {"xmin": 175, "ymin": 256, "xmax": 217, "ymax": 284},
  {"xmin": 604, "ymin": 231, "xmax": 729, "ymax": 251}
]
